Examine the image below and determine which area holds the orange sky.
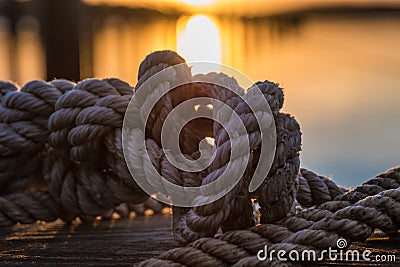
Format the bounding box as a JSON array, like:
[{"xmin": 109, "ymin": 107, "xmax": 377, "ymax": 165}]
[{"xmin": 84, "ymin": 0, "xmax": 400, "ymax": 16}]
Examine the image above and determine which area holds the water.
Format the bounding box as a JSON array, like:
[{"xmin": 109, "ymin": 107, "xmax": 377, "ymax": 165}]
[
  {"xmin": 240, "ymin": 14, "xmax": 400, "ymax": 187},
  {"xmin": 1, "ymin": 10, "xmax": 399, "ymax": 188},
  {"xmin": 69, "ymin": 12, "xmax": 400, "ymax": 187},
  {"xmin": 196, "ymin": 13, "xmax": 399, "ymax": 187}
]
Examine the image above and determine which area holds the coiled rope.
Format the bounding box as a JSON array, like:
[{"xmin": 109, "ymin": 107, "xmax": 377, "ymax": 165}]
[{"xmin": 0, "ymin": 50, "xmax": 399, "ymax": 266}]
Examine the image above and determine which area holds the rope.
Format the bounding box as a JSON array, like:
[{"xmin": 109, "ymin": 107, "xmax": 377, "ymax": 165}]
[
  {"xmin": 0, "ymin": 50, "xmax": 399, "ymax": 266},
  {"xmin": 139, "ymin": 167, "xmax": 400, "ymax": 266},
  {"xmin": 128, "ymin": 53, "xmax": 302, "ymax": 242},
  {"xmin": 0, "ymin": 80, "xmax": 74, "ymax": 194},
  {"xmin": 297, "ymin": 168, "xmax": 348, "ymax": 208},
  {"xmin": 0, "ymin": 51, "xmax": 299, "ymax": 232}
]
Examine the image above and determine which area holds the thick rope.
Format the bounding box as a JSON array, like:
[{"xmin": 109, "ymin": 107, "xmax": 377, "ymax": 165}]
[
  {"xmin": 1, "ymin": 51, "xmax": 298, "ymax": 231},
  {"xmin": 0, "ymin": 50, "xmax": 398, "ymax": 266},
  {"xmin": 0, "ymin": 80, "xmax": 74, "ymax": 194},
  {"xmin": 132, "ymin": 55, "xmax": 302, "ymax": 243},
  {"xmin": 139, "ymin": 167, "xmax": 400, "ymax": 266},
  {"xmin": 297, "ymin": 168, "xmax": 348, "ymax": 208}
]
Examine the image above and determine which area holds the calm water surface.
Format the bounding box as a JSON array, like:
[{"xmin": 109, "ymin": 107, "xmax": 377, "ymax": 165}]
[{"xmin": 2, "ymin": 12, "xmax": 399, "ymax": 187}]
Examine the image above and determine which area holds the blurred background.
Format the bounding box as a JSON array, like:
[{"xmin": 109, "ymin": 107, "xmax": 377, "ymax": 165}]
[{"xmin": 0, "ymin": 0, "xmax": 399, "ymax": 187}]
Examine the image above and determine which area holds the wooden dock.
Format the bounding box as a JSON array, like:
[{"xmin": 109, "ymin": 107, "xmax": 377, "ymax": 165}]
[{"xmin": 1, "ymin": 214, "xmax": 399, "ymax": 266}]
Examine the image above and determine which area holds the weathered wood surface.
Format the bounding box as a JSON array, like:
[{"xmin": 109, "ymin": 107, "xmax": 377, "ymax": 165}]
[
  {"xmin": 0, "ymin": 214, "xmax": 399, "ymax": 266},
  {"xmin": 0, "ymin": 214, "xmax": 176, "ymax": 266}
]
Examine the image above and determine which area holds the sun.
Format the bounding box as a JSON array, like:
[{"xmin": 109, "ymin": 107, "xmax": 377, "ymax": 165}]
[{"xmin": 177, "ymin": 14, "xmax": 222, "ymax": 67}]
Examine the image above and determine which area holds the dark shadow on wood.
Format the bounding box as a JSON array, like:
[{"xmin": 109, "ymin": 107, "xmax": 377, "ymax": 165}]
[{"xmin": 0, "ymin": 215, "xmax": 176, "ymax": 266}]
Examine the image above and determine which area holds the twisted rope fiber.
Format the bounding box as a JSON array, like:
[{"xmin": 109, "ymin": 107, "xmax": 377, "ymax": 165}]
[
  {"xmin": 0, "ymin": 50, "xmax": 398, "ymax": 266},
  {"xmin": 0, "ymin": 80, "xmax": 74, "ymax": 194},
  {"xmin": 0, "ymin": 78, "xmax": 158, "ymax": 225},
  {"xmin": 140, "ymin": 167, "xmax": 400, "ymax": 266}
]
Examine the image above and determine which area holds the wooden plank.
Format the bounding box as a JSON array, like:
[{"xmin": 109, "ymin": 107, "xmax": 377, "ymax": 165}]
[
  {"xmin": 321, "ymin": 231, "xmax": 400, "ymax": 266},
  {"xmin": 0, "ymin": 215, "xmax": 399, "ymax": 266},
  {"xmin": 0, "ymin": 214, "xmax": 176, "ymax": 266}
]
